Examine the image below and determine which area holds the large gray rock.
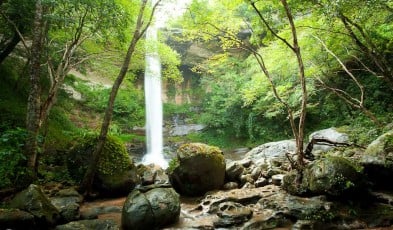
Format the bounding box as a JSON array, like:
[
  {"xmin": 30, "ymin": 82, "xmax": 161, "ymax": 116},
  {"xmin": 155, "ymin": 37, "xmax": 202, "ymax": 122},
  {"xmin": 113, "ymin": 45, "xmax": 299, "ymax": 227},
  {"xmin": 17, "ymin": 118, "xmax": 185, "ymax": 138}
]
[
  {"xmin": 9, "ymin": 184, "xmax": 60, "ymax": 227},
  {"xmin": 361, "ymin": 130, "xmax": 393, "ymax": 189},
  {"xmin": 168, "ymin": 143, "xmax": 226, "ymax": 196},
  {"xmin": 309, "ymin": 128, "xmax": 349, "ymax": 155},
  {"xmin": 283, "ymin": 156, "xmax": 364, "ymax": 196},
  {"xmin": 121, "ymin": 187, "xmax": 180, "ymax": 230},
  {"xmin": 244, "ymin": 140, "xmax": 297, "ymax": 166}
]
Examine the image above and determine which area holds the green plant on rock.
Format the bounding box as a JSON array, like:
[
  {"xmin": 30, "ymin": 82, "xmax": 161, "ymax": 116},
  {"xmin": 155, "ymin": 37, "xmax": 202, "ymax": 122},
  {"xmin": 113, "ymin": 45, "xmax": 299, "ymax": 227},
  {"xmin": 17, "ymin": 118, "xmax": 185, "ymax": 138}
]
[{"xmin": 66, "ymin": 133, "xmax": 133, "ymax": 183}]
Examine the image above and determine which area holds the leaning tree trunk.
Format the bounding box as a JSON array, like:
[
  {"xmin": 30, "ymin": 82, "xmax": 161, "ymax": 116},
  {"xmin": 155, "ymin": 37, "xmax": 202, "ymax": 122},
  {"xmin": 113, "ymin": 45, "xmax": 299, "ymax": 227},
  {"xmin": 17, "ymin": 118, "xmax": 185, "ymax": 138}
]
[
  {"xmin": 0, "ymin": 32, "xmax": 21, "ymax": 65},
  {"xmin": 25, "ymin": 0, "xmax": 44, "ymax": 176},
  {"xmin": 79, "ymin": 0, "xmax": 159, "ymax": 195}
]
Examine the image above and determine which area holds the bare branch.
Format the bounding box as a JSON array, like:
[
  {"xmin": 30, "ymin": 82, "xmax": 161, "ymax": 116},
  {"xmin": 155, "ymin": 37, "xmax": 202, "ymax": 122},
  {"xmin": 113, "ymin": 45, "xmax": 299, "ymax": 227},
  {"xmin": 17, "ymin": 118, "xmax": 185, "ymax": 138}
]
[{"xmin": 249, "ymin": 1, "xmax": 295, "ymax": 51}]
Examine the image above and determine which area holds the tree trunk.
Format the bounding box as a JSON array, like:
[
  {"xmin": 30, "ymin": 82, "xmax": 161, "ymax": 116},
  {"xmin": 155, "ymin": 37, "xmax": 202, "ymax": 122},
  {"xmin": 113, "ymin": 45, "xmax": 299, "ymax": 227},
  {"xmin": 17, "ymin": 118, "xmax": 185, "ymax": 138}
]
[
  {"xmin": 79, "ymin": 0, "xmax": 155, "ymax": 195},
  {"xmin": 25, "ymin": 0, "xmax": 44, "ymax": 175},
  {"xmin": 280, "ymin": 0, "xmax": 307, "ymax": 168}
]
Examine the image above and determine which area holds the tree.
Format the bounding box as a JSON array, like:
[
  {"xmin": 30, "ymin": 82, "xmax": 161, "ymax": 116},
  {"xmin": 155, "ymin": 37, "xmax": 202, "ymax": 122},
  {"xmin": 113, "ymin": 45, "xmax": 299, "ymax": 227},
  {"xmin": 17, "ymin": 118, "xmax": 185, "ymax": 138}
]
[
  {"xmin": 313, "ymin": 0, "xmax": 393, "ymax": 90},
  {"xmin": 23, "ymin": 0, "xmax": 129, "ymax": 175},
  {"xmin": 248, "ymin": 0, "xmax": 307, "ymax": 169},
  {"xmin": 79, "ymin": 0, "xmax": 162, "ymax": 195},
  {"xmin": 25, "ymin": 0, "xmax": 44, "ymax": 175}
]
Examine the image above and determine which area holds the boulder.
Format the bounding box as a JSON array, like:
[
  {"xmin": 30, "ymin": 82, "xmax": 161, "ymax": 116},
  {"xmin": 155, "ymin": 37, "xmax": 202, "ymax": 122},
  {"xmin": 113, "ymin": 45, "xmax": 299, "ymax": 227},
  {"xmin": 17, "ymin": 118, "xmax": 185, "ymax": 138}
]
[
  {"xmin": 361, "ymin": 130, "xmax": 393, "ymax": 189},
  {"xmin": 309, "ymin": 128, "xmax": 349, "ymax": 155},
  {"xmin": 9, "ymin": 184, "xmax": 60, "ymax": 227},
  {"xmin": 168, "ymin": 143, "xmax": 226, "ymax": 196},
  {"xmin": 244, "ymin": 140, "xmax": 297, "ymax": 166},
  {"xmin": 50, "ymin": 187, "xmax": 82, "ymax": 222},
  {"xmin": 67, "ymin": 135, "xmax": 140, "ymax": 196},
  {"xmin": 283, "ymin": 156, "xmax": 364, "ymax": 196},
  {"xmin": 95, "ymin": 168, "xmax": 140, "ymax": 196},
  {"xmin": 121, "ymin": 186, "xmax": 180, "ymax": 230},
  {"xmin": 0, "ymin": 208, "xmax": 35, "ymax": 230},
  {"xmin": 55, "ymin": 219, "xmax": 119, "ymax": 230}
]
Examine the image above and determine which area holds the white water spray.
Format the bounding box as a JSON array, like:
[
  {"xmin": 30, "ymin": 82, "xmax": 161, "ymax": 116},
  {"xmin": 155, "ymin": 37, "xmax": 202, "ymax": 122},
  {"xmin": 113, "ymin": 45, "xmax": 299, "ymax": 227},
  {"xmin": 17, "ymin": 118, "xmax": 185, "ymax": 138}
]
[{"xmin": 142, "ymin": 3, "xmax": 168, "ymax": 169}]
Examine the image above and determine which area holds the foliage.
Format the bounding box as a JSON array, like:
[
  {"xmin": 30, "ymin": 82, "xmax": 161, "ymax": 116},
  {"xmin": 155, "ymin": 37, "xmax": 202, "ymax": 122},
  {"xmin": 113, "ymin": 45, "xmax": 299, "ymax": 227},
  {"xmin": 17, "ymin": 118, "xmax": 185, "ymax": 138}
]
[
  {"xmin": 0, "ymin": 128, "xmax": 29, "ymax": 189},
  {"xmin": 67, "ymin": 76, "xmax": 145, "ymax": 130}
]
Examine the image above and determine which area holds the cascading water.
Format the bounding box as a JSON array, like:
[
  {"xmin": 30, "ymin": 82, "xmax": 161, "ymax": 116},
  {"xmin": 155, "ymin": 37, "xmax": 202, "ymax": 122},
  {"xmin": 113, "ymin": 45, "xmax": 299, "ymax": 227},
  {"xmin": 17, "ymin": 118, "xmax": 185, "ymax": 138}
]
[{"xmin": 142, "ymin": 3, "xmax": 168, "ymax": 169}]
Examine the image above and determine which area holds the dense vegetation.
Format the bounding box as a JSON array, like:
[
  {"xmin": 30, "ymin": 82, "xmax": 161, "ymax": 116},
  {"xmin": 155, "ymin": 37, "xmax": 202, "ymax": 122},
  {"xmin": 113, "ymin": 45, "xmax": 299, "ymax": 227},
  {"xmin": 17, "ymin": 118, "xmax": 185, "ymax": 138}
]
[{"xmin": 0, "ymin": 0, "xmax": 392, "ymax": 191}]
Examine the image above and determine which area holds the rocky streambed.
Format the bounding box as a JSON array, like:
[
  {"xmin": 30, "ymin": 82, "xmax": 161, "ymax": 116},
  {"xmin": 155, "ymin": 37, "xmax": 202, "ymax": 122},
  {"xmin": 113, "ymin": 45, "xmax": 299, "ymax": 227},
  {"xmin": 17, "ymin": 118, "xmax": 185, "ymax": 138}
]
[{"xmin": 1, "ymin": 128, "xmax": 393, "ymax": 229}]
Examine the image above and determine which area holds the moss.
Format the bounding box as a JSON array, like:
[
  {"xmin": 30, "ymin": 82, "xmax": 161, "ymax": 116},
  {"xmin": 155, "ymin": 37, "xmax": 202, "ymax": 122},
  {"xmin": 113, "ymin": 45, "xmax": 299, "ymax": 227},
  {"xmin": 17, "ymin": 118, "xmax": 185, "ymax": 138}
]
[
  {"xmin": 167, "ymin": 158, "xmax": 180, "ymax": 175},
  {"xmin": 177, "ymin": 142, "xmax": 222, "ymax": 158},
  {"xmin": 67, "ymin": 134, "xmax": 132, "ymax": 182}
]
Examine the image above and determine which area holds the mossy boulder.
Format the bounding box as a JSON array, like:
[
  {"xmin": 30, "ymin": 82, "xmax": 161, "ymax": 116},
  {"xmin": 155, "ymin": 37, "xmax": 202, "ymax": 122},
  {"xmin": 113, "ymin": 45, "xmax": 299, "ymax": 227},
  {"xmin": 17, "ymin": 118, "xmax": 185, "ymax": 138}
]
[
  {"xmin": 67, "ymin": 134, "xmax": 140, "ymax": 195},
  {"xmin": 168, "ymin": 142, "xmax": 226, "ymax": 196},
  {"xmin": 283, "ymin": 156, "xmax": 364, "ymax": 197},
  {"xmin": 360, "ymin": 130, "xmax": 393, "ymax": 189}
]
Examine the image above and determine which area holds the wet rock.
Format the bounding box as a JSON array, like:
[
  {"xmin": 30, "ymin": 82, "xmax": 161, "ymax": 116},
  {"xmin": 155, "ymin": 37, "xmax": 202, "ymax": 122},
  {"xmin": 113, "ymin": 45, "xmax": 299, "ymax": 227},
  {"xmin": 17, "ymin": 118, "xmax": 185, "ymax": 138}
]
[
  {"xmin": 50, "ymin": 198, "xmax": 80, "ymax": 222},
  {"xmin": 0, "ymin": 208, "xmax": 35, "ymax": 230},
  {"xmin": 271, "ymin": 174, "xmax": 284, "ymax": 186},
  {"xmin": 258, "ymin": 191, "xmax": 332, "ymax": 221},
  {"xmin": 55, "ymin": 219, "xmax": 119, "ymax": 230},
  {"xmin": 251, "ymin": 166, "xmax": 262, "ymax": 180},
  {"xmin": 255, "ymin": 177, "xmax": 268, "ymax": 188},
  {"xmin": 137, "ymin": 164, "xmax": 169, "ymax": 186},
  {"xmin": 9, "ymin": 184, "xmax": 60, "ymax": 227},
  {"xmin": 50, "ymin": 188, "xmax": 83, "ymax": 222},
  {"xmin": 168, "ymin": 143, "xmax": 226, "ymax": 196},
  {"xmin": 199, "ymin": 185, "xmax": 279, "ymax": 214},
  {"xmin": 242, "ymin": 211, "xmax": 288, "ymax": 230},
  {"xmin": 361, "ymin": 130, "xmax": 393, "ymax": 189},
  {"xmin": 121, "ymin": 187, "xmax": 180, "ymax": 230},
  {"xmin": 213, "ymin": 202, "xmax": 252, "ymax": 227},
  {"xmin": 222, "ymin": 182, "xmax": 238, "ymax": 190},
  {"xmin": 283, "ymin": 156, "xmax": 364, "ymax": 197},
  {"xmin": 80, "ymin": 205, "xmax": 121, "ymax": 221},
  {"xmin": 241, "ymin": 182, "xmax": 255, "ymax": 189},
  {"xmin": 291, "ymin": 220, "xmax": 316, "ymax": 230},
  {"xmin": 240, "ymin": 174, "xmax": 254, "ymax": 186},
  {"xmin": 225, "ymin": 161, "xmax": 245, "ymax": 182}
]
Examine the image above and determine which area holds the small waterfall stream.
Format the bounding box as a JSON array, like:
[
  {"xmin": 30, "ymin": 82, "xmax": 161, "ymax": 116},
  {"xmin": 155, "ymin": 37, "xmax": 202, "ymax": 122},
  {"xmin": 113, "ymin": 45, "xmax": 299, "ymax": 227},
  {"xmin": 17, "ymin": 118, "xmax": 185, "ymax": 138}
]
[{"xmin": 142, "ymin": 1, "xmax": 168, "ymax": 169}]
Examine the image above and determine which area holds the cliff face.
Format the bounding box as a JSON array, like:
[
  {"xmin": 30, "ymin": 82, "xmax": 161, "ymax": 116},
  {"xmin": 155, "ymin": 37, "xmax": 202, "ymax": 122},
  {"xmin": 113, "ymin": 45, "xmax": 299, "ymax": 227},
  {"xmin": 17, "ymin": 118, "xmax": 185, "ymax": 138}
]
[{"xmin": 162, "ymin": 28, "xmax": 252, "ymax": 105}]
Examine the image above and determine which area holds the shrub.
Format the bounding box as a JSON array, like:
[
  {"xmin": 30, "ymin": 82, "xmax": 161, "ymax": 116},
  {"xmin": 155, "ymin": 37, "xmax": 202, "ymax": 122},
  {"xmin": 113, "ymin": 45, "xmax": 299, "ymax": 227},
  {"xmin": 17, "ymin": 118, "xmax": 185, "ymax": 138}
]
[{"xmin": 0, "ymin": 128, "xmax": 29, "ymax": 189}]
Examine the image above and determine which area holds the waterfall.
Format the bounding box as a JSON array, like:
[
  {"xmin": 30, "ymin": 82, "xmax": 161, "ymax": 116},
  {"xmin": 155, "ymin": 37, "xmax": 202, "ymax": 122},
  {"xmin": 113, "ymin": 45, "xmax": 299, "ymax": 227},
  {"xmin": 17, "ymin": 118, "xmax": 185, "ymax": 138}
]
[{"xmin": 142, "ymin": 4, "xmax": 168, "ymax": 169}]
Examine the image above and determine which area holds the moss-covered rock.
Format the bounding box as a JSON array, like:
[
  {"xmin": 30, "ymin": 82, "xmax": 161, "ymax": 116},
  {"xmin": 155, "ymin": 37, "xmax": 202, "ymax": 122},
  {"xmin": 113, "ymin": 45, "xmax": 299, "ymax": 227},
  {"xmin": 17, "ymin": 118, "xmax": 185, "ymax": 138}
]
[
  {"xmin": 9, "ymin": 184, "xmax": 60, "ymax": 227},
  {"xmin": 67, "ymin": 134, "xmax": 140, "ymax": 195},
  {"xmin": 361, "ymin": 130, "xmax": 393, "ymax": 189},
  {"xmin": 283, "ymin": 156, "xmax": 364, "ymax": 197},
  {"xmin": 168, "ymin": 143, "xmax": 226, "ymax": 196}
]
